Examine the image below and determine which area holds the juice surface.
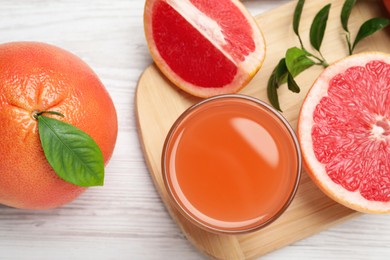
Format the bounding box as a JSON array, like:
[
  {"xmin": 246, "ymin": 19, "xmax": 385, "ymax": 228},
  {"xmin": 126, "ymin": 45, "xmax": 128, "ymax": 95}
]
[{"xmin": 164, "ymin": 96, "xmax": 299, "ymax": 232}]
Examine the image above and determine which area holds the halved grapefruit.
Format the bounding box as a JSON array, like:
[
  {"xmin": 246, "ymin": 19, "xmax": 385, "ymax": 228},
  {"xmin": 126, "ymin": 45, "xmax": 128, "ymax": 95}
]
[
  {"xmin": 298, "ymin": 52, "xmax": 390, "ymax": 214},
  {"xmin": 144, "ymin": 0, "xmax": 266, "ymax": 98}
]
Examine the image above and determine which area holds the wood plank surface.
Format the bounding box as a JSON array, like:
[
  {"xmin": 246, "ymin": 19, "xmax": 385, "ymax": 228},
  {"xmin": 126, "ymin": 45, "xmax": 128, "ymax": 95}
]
[{"xmin": 136, "ymin": 0, "xmax": 390, "ymax": 259}]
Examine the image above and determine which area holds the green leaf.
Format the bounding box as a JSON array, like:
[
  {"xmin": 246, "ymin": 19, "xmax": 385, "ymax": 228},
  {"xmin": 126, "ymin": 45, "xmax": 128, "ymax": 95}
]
[
  {"xmin": 293, "ymin": 0, "xmax": 305, "ymax": 36},
  {"xmin": 287, "ymin": 73, "xmax": 301, "ymax": 93},
  {"xmin": 285, "ymin": 47, "xmax": 315, "ymax": 77},
  {"xmin": 267, "ymin": 58, "xmax": 288, "ymax": 111},
  {"xmin": 38, "ymin": 116, "xmax": 104, "ymax": 187},
  {"xmin": 274, "ymin": 58, "xmax": 289, "ymax": 85},
  {"xmin": 352, "ymin": 17, "xmax": 390, "ymax": 51},
  {"xmin": 310, "ymin": 4, "xmax": 331, "ymax": 51},
  {"xmin": 267, "ymin": 76, "xmax": 281, "ymax": 112},
  {"xmin": 341, "ymin": 0, "xmax": 356, "ymax": 32}
]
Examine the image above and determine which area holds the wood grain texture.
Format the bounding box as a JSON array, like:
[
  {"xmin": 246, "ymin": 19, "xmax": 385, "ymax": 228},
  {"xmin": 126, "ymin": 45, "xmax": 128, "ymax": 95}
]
[
  {"xmin": 0, "ymin": 0, "xmax": 389, "ymax": 259},
  {"xmin": 136, "ymin": 0, "xmax": 390, "ymax": 259}
]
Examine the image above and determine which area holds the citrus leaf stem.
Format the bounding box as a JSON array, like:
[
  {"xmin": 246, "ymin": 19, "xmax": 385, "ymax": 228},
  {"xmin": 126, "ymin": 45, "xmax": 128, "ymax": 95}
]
[
  {"xmin": 303, "ymin": 49, "xmax": 328, "ymax": 67},
  {"xmin": 346, "ymin": 33, "xmax": 353, "ymax": 55},
  {"xmin": 32, "ymin": 110, "xmax": 64, "ymax": 120}
]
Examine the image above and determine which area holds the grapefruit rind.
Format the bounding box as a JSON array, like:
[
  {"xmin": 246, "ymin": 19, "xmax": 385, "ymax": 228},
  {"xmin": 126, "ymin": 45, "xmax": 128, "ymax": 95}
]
[
  {"xmin": 298, "ymin": 52, "xmax": 390, "ymax": 214},
  {"xmin": 144, "ymin": 0, "xmax": 266, "ymax": 98}
]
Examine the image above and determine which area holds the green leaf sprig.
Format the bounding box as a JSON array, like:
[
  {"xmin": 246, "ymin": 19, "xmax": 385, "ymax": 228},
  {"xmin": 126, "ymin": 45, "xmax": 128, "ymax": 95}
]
[
  {"xmin": 342, "ymin": 0, "xmax": 390, "ymax": 55},
  {"xmin": 268, "ymin": 0, "xmax": 330, "ymax": 111},
  {"xmin": 33, "ymin": 110, "xmax": 105, "ymax": 187},
  {"xmin": 267, "ymin": 0, "xmax": 390, "ymax": 111}
]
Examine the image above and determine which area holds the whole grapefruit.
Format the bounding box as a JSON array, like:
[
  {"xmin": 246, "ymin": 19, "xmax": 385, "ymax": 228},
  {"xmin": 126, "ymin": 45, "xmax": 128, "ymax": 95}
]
[
  {"xmin": 0, "ymin": 42, "xmax": 118, "ymax": 209},
  {"xmin": 298, "ymin": 52, "xmax": 390, "ymax": 214},
  {"xmin": 144, "ymin": 0, "xmax": 266, "ymax": 98}
]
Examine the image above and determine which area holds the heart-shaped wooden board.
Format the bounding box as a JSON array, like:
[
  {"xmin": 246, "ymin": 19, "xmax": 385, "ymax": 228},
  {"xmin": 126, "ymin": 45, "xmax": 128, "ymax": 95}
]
[{"xmin": 136, "ymin": 0, "xmax": 390, "ymax": 259}]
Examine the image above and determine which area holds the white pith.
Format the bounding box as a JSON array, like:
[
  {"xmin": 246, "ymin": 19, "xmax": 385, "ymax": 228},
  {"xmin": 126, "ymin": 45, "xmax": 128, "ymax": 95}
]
[
  {"xmin": 371, "ymin": 116, "xmax": 390, "ymax": 141},
  {"xmin": 167, "ymin": 0, "xmax": 231, "ymax": 60},
  {"xmin": 298, "ymin": 52, "xmax": 390, "ymax": 213},
  {"xmin": 371, "ymin": 125, "xmax": 385, "ymax": 139},
  {"xmin": 144, "ymin": 0, "xmax": 266, "ymax": 97}
]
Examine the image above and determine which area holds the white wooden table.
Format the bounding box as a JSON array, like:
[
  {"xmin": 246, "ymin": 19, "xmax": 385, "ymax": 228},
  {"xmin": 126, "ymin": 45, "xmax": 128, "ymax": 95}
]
[{"xmin": 0, "ymin": 0, "xmax": 389, "ymax": 259}]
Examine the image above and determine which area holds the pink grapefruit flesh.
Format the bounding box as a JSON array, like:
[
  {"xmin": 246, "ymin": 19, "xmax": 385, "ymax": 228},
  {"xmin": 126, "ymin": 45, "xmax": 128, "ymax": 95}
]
[
  {"xmin": 298, "ymin": 52, "xmax": 390, "ymax": 213},
  {"xmin": 144, "ymin": 0, "xmax": 266, "ymax": 97}
]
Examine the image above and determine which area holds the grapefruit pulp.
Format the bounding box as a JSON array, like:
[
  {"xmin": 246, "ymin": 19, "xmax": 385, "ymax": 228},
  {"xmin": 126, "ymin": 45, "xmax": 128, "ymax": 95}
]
[
  {"xmin": 0, "ymin": 42, "xmax": 118, "ymax": 209},
  {"xmin": 144, "ymin": 0, "xmax": 266, "ymax": 97},
  {"xmin": 298, "ymin": 52, "xmax": 390, "ymax": 213}
]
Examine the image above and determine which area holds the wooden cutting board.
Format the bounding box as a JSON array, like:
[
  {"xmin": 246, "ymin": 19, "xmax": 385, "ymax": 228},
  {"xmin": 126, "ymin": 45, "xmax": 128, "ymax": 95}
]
[{"xmin": 135, "ymin": 0, "xmax": 390, "ymax": 259}]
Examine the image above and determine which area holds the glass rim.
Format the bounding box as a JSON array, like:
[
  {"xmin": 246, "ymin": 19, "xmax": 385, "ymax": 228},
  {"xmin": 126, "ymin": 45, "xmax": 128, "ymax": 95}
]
[{"xmin": 161, "ymin": 94, "xmax": 302, "ymax": 235}]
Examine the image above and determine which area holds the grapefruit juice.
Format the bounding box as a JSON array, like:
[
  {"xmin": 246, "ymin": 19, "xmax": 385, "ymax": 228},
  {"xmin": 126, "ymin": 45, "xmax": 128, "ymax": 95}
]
[{"xmin": 163, "ymin": 95, "xmax": 301, "ymax": 233}]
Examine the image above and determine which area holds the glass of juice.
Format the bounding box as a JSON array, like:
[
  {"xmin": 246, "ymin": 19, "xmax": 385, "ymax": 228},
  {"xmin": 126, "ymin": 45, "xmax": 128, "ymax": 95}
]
[{"xmin": 162, "ymin": 94, "xmax": 301, "ymax": 234}]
